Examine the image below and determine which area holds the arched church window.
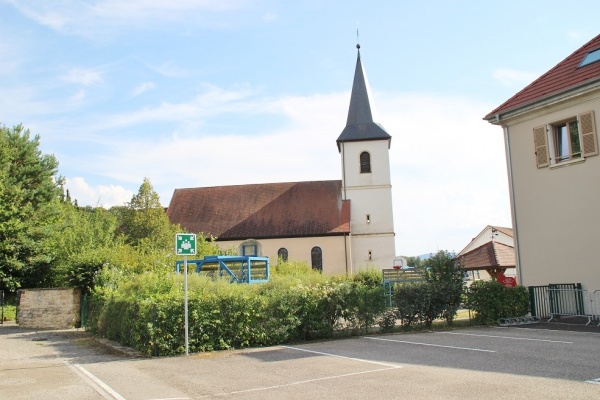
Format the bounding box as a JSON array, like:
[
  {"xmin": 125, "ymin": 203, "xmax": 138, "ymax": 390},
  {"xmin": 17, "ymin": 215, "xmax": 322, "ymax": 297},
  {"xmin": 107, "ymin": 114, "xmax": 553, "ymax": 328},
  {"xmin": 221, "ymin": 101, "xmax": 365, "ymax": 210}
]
[
  {"xmin": 278, "ymin": 248, "xmax": 288, "ymax": 262},
  {"xmin": 360, "ymin": 151, "xmax": 371, "ymax": 173},
  {"xmin": 311, "ymin": 246, "xmax": 323, "ymax": 272}
]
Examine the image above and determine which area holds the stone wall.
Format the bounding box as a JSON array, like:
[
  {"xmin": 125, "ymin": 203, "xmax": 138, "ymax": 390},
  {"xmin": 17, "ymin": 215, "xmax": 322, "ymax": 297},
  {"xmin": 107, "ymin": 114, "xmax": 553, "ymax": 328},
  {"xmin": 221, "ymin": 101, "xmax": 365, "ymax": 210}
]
[{"xmin": 17, "ymin": 288, "xmax": 81, "ymax": 329}]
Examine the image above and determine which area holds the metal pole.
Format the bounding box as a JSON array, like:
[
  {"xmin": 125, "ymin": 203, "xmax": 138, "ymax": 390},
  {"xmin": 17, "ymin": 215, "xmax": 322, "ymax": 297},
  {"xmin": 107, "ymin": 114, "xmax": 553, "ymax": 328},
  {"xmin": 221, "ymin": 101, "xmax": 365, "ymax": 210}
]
[{"xmin": 184, "ymin": 255, "xmax": 189, "ymax": 356}]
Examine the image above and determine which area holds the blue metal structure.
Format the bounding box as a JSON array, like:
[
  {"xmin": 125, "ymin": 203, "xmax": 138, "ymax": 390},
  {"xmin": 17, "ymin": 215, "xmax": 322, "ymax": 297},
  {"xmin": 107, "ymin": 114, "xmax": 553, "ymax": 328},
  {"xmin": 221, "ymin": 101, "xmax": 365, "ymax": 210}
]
[{"xmin": 175, "ymin": 255, "xmax": 269, "ymax": 284}]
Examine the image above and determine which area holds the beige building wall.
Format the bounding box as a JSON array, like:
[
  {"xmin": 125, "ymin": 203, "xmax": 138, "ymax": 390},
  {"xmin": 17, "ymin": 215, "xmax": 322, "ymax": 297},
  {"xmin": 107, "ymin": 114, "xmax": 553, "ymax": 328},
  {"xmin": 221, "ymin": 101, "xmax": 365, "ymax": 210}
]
[
  {"xmin": 502, "ymin": 91, "xmax": 600, "ymax": 291},
  {"xmin": 460, "ymin": 226, "xmax": 513, "ymax": 253},
  {"xmin": 215, "ymin": 235, "xmax": 350, "ymax": 275},
  {"xmin": 340, "ymin": 139, "xmax": 396, "ymax": 271}
]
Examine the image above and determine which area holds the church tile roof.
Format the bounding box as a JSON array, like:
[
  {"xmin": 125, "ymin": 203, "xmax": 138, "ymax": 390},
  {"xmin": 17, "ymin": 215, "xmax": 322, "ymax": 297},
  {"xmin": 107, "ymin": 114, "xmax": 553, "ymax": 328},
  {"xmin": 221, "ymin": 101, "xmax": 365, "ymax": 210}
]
[
  {"xmin": 337, "ymin": 46, "xmax": 391, "ymax": 148},
  {"xmin": 166, "ymin": 180, "xmax": 350, "ymax": 240}
]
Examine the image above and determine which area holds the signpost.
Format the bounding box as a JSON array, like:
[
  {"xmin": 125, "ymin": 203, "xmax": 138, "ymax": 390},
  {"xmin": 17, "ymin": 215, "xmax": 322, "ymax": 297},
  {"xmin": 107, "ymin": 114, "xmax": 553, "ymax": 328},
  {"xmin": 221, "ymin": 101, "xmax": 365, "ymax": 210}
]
[{"xmin": 176, "ymin": 234, "xmax": 196, "ymax": 356}]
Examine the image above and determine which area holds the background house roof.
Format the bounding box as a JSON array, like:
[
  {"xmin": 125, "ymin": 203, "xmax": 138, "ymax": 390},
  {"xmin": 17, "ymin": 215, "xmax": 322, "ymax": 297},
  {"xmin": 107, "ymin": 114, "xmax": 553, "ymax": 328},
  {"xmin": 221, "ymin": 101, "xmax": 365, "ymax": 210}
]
[
  {"xmin": 485, "ymin": 34, "xmax": 600, "ymax": 120},
  {"xmin": 166, "ymin": 180, "xmax": 350, "ymax": 240},
  {"xmin": 456, "ymin": 241, "xmax": 515, "ymax": 271},
  {"xmin": 458, "ymin": 225, "xmax": 513, "ymax": 256}
]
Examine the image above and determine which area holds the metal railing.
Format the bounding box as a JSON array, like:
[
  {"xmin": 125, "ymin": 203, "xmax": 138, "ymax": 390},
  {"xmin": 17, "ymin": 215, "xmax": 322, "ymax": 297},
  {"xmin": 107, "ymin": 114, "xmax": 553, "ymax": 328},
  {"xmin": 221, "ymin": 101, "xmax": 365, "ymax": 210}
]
[
  {"xmin": 529, "ymin": 283, "xmax": 581, "ymax": 318},
  {"xmin": 547, "ymin": 288, "xmax": 592, "ymax": 324}
]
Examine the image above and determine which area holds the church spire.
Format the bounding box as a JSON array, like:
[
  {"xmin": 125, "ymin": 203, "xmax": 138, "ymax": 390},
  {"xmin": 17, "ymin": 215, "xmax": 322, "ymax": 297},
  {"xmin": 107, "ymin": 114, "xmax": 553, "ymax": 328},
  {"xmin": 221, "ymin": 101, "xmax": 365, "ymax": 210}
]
[{"xmin": 337, "ymin": 44, "xmax": 391, "ymax": 151}]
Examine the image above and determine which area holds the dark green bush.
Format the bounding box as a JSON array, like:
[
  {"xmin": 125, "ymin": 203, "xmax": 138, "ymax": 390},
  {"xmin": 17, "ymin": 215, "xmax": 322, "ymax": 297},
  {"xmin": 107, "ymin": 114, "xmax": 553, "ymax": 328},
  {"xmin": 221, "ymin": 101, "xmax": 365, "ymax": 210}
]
[{"xmin": 465, "ymin": 280, "xmax": 530, "ymax": 325}]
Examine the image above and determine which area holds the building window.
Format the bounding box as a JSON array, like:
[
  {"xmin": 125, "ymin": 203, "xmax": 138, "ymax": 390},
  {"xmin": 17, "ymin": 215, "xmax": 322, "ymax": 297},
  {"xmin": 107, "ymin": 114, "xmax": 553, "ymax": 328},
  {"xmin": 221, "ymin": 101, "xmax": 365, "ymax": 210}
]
[
  {"xmin": 311, "ymin": 246, "xmax": 323, "ymax": 272},
  {"xmin": 579, "ymin": 48, "xmax": 600, "ymax": 68},
  {"xmin": 240, "ymin": 239, "xmax": 261, "ymax": 256},
  {"xmin": 533, "ymin": 111, "xmax": 598, "ymax": 168},
  {"xmin": 360, "ymin": 151, "xmax": 371, "ymax": 173},
  {"xmin": 553, "ymin": 118, "xmax": 581, "ymax": 162},
  {"xmin": 277, "ymin": 248, "xmax": 288, "ymax": 262}
]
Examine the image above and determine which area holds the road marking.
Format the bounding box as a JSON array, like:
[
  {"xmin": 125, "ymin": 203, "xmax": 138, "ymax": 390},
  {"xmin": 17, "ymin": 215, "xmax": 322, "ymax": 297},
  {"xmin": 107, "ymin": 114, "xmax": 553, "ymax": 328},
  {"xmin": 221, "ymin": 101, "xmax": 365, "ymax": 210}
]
[
  {"xmin": 364, "ymin": 336, "xmax": 496, "ymax": 352},
  {"xmin": 585, "ymin": 378, "xmax": 600, "ymax": 385},
  {"xmin": 438, "ymin": 332, "xmax": 573, "ymax": 344},
  {"xmin": 196, "ymin": 365, "xmax": 400, "ymax": 398},
  {"xmin": 67, "ymin": 363, "xmax": 127, "ymax": 400},
  {"xmin": 281, "ymin": 345, "xmax": 401, "ymax": 368}
]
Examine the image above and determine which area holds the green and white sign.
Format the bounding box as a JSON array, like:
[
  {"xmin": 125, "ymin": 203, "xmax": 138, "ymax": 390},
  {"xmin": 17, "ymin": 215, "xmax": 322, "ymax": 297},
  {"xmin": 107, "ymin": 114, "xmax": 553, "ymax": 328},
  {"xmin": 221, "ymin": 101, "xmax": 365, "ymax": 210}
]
[{"xmin": 176, "ymin": 233, "xmax": 197, "ymax": 255}]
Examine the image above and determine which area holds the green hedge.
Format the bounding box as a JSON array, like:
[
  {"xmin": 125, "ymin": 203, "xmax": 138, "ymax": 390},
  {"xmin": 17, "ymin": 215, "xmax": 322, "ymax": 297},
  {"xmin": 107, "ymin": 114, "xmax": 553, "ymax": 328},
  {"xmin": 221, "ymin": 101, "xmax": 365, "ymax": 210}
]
[
  {"xmin": 465, "ymin": 280, "xmax": 530, "ymax": 325},
  {"xmin": 87, "ymin": 270, "xmax": 388, "ymax": 356}
]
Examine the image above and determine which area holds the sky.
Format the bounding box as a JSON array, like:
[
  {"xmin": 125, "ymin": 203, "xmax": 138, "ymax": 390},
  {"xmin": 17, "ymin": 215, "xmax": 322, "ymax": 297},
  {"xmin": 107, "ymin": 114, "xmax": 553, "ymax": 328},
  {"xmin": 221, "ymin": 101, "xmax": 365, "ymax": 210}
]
[{"xmin": 1, "ymin": 1, "xmax": 599, "ymax": 257}]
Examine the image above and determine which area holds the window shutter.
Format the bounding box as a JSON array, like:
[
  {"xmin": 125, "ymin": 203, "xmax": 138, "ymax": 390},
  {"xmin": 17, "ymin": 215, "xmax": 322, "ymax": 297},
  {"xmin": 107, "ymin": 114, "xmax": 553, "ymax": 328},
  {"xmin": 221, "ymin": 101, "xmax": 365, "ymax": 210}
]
[
  {"xmin": 579, "ymin": 111, "xmax": 598, "ymax": 157},
  {"xmin": 533, "ymin": 125, "xmax": 549, "ymax": 168}
]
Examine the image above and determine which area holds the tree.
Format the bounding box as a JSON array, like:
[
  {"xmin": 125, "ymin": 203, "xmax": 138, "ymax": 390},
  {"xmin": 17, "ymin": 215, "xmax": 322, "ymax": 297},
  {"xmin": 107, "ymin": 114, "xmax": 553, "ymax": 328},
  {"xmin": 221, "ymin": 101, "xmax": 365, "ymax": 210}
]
[
  {"xmin": 423, "ymin": 250, "xmax": 465, "ymax": 324},
  {"xmin": 121, "ymin": 177, "xmax": 178, "ymax": 251},
  {"xmin": 0, "ymin": 124, "xmax": 63, "ymax": 291}
]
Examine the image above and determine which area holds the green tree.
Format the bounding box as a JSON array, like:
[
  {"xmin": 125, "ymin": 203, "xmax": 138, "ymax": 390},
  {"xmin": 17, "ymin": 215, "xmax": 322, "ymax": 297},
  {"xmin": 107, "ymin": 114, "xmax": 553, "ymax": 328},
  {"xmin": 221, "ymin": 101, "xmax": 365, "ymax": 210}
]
[
  {"xmin": 0, "ymin": 124, "xmax": 63, "ymax": 290},
  {"xmin": 47, "ymin": 202, "xmax": 120, "ymax": 291},
  {"xmin": 404, "ymin": 256, "xmax": 423, "ymax": 268},
  {"xmin": 423, "ymin": 250, "xmax": 465, "ymax": 324},
  {"xmin": 121, "ymin": 177, "xmax": 178, "ymax": 251}
]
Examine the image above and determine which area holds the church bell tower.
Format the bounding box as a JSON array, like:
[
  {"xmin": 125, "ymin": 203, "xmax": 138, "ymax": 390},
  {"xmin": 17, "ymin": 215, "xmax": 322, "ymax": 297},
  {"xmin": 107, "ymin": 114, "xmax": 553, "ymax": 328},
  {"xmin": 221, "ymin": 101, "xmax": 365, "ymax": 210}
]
[{"xmin": 337, "ymin": 44, "xmax": 396, "ymax": 272}]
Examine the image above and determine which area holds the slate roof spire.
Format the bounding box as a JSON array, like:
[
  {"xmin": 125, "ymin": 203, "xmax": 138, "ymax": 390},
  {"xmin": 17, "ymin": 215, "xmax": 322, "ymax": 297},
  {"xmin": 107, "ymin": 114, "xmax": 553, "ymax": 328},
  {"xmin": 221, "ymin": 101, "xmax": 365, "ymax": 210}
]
[{"xmin": 337, "ymin": 43, "xmax": 391, "ymax": 151}]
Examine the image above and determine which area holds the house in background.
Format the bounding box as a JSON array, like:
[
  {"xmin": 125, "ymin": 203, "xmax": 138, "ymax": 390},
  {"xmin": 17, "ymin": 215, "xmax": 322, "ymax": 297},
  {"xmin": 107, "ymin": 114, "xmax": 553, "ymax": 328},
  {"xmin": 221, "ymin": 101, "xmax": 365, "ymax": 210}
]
[
  {"xmin": 457, "ymin": 225, "xmax": 515, "ymax": 282},
  {"xmin": 484, "ymin": 34, "xmax": 600, "ymax": 292},
  {"xmin": 167, "ymin": 45, "xmax": 396, "ymax": 275}
]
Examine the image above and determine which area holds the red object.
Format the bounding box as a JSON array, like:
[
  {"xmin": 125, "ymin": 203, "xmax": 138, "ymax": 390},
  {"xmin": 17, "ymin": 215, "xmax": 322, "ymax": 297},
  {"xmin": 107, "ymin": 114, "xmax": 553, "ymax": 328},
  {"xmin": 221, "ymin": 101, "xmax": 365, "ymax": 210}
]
[
  {"xmin": 392, "ymin": 265, "xmax": 401, "ymax": 269},
  {"xmin": 497, "ymin": 272, "xmax": 517, "ymax": 288}
]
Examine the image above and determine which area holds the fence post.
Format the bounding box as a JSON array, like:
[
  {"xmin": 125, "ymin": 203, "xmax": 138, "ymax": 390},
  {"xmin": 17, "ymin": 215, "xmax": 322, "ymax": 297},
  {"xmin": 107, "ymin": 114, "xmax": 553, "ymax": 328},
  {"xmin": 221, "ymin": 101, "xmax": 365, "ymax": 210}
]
[{"xmin": 528, "ymin": 286, "xmax": 537, "ymax": 317}]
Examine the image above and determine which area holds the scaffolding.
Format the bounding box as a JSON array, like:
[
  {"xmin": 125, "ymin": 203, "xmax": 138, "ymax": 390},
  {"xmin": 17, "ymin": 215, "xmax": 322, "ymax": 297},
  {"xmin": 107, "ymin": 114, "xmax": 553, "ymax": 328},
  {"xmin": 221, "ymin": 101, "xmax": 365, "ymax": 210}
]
[{"xmin": 175, "ymin": 255, "xmax": 270, "ymax": 284}]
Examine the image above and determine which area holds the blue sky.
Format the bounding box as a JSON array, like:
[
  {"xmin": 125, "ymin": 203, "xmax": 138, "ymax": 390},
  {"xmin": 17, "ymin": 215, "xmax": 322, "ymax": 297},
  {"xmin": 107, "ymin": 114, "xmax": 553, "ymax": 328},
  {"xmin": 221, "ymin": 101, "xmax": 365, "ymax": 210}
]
[{"xmin": 1, "ymin": 1, "xmax": 599, "ymax": 256}]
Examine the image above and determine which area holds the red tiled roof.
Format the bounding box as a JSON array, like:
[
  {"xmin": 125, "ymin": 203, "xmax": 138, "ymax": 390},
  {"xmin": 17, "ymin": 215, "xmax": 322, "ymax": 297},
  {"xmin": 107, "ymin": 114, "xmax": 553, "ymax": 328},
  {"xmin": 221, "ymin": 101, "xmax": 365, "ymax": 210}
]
[
  {"xmin": 166, "ymin": 180, "xmax": 350, "ymax": 240},
  {"xmin": 485, "ymin": 34, "xmax": 600, "ymax": 120},
  {"xmin": 456, "ymin": 241, "xmax": 515, "ymax": 271}
]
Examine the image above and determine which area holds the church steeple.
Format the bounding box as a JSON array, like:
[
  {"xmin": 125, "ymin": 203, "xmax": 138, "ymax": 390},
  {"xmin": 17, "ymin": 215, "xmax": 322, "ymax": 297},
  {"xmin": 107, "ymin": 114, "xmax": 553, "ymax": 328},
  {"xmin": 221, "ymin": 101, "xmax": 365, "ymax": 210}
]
[{"xmin": 337, "ymin": 44, "xmax": 391, "ymax": 151}]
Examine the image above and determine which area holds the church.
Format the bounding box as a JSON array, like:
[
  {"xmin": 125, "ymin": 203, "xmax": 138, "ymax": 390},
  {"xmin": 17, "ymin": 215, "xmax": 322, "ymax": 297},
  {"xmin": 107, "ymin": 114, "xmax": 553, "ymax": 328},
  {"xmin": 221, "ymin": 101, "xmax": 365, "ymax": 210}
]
[{"xmin": 166, "ymin": 45, "xmax": 396, "ymax": 275}]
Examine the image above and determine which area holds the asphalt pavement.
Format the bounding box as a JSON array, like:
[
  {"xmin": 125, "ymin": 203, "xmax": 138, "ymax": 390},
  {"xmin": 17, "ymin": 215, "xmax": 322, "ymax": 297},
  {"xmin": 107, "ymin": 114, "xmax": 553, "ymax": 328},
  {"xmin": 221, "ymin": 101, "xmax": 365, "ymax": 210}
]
[{"xmin": 1, "ymin": 321, "xmax": 600, "ymax": 399}]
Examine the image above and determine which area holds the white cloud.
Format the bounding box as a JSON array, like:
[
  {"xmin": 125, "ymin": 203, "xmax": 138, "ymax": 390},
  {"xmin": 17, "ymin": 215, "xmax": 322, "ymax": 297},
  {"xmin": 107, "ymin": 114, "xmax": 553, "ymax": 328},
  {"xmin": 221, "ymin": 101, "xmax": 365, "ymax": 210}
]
[
  {"xmin": 492, "ymin": 68, "xmax": 539, "ymax": 87},
  {"xmin": 61, "ymin": 67, "xmax": 103, "ymax": 86},
  {"xmin": 60, "ymin": 89, "xmax": 510, "ymax": 255},
  {"xmin": 131, "ymin": 81, "xmax": 156, "ymax": 97},
  {"xmin": 65, "ymin": 177, "xmax": 133, "ymax": 208},
  {"xmin": 8, "ymin": 0, "xmax": 251, "ymax": 37}
]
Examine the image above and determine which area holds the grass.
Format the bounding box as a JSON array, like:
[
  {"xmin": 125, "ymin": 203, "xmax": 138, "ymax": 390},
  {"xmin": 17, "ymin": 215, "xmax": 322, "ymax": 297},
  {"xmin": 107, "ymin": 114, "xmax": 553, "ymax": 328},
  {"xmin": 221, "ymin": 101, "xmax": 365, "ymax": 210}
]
[{"xmin": 1, "ymin": 305, "xmax": 16, "ymax": 322}]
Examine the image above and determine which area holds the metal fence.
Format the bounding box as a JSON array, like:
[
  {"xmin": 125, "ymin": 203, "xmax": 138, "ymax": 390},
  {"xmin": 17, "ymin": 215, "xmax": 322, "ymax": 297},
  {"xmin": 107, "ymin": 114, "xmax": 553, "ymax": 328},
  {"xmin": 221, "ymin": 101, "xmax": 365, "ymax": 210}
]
[
  {"xmin": 529, "ymin": 283, "xmax": 600, "ymax": 326},
  {"xmin": 529, "ymin": 283, "xmax": 581, "ymax": 318}
]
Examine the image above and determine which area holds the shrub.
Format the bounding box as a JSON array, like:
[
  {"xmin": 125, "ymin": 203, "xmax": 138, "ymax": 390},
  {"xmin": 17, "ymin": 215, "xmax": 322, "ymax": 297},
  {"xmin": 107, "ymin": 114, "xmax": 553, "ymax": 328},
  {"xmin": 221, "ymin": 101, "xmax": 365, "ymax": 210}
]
[{"xmin": 465, "ymin": 280, "xmax": 530, "ymax": 325}]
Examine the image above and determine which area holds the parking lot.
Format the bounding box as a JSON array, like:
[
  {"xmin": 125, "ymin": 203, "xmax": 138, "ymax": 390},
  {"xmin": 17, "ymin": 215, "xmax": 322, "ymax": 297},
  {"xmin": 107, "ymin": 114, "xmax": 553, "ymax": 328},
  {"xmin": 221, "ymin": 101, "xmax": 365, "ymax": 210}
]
[{"xmin": 1, "ymin": 322, "xmax": 599, "ymax": 399}]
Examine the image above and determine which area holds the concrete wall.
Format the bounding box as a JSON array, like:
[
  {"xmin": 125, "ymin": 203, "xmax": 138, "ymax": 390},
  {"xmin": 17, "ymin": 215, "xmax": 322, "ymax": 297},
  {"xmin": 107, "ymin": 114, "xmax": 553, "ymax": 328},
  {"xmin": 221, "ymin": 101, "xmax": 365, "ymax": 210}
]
[{"xmin": 17, "ymin": 288, "xmax": 81, "ymax": 329}]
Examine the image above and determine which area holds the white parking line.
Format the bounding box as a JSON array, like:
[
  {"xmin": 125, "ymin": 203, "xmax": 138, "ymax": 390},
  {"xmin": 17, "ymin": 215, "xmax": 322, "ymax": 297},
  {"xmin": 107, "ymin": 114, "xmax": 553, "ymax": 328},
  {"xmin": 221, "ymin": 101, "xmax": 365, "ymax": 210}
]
[
  {"xmin": 196, "ymin": 365, "xmax": 400, "ymax": 398},
  {"xmin": 364, "ymin": 336, "xmax": 496, "ymax": 352},
  {"xmin": 67, "ymin": 362, "xmax": 127, "ymax": 400},
  {"xmin": 585, "ymin": 378, "xmax": 600, "ymax": 385},
  {"xmin": 438, "ymin": 332, "xmax": 573, "ymax": 344},
  {"xmin": 281, "ymin": 345, "xmax": 401, "ymax": 368}
]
